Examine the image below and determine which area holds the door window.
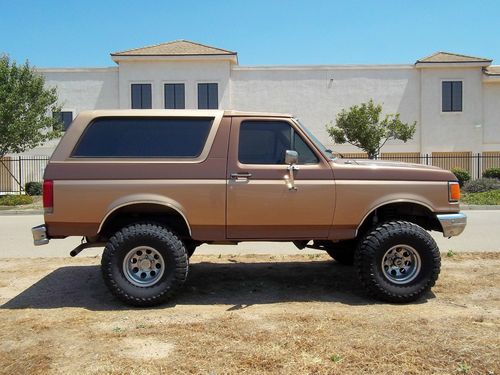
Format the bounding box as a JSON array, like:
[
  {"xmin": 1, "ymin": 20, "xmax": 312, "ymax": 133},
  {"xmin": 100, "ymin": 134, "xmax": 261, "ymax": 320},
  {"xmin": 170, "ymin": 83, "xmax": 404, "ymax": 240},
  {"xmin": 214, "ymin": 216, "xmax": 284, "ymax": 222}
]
[{"xmin": 238, "ymin": 121, "xmax": 319, "ymax": 164}]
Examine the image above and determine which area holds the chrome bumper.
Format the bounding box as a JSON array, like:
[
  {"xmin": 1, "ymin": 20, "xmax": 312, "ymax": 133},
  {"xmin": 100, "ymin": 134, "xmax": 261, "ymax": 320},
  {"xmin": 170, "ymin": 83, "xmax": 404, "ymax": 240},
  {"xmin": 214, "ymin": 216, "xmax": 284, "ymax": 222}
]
[
  {"xmin": 32, "ymin": 224, "xmax": 49, "ymax": 246},
  {"xmin": 437, "ymin": 213, "xmax": 467, "ymax": 237}
]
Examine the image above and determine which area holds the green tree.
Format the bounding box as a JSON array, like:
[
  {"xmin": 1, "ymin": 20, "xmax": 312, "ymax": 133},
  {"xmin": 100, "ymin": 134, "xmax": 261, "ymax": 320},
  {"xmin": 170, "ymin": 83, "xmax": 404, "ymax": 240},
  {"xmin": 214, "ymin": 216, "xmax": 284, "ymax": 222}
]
[
  {"xmin": 326, "ymin": 100, "xmax": 416, "ymax": 159},
  {"xmin": 0, "ymin": 55, "xmax": 61, "ymax": 157}
]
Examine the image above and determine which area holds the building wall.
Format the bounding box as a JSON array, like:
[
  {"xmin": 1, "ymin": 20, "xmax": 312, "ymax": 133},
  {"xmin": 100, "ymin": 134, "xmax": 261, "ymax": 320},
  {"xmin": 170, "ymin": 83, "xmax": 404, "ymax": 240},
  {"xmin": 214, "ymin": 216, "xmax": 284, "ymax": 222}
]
[
  {"xmin": 230, "ymin": 65, "xmax": 421, "ymax": 153},
  {"xmin": 420, "ymin": 67, "xmax": 485, "ymax": 154},
  {"xmin": 22, "ymin": 60, "xmax": 500, "ymax": 157},
  {"xmin": 483, "ymin": 83, "xmax": 500, "ymax": 150},
  {"xmin": 24, "ymin": 68, "xmax": 119, "ymax": 156},
  {"xmin": 116, "ymin": 60, "xmax": 231, "ymax": 109}
]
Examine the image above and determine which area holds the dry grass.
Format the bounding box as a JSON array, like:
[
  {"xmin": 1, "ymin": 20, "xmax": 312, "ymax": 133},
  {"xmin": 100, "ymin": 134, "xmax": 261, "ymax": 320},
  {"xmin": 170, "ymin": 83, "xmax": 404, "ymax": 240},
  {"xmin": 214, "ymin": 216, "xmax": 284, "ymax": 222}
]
[{"xmin": 0, "ymin": 253, "xmax": 498, "ymax": 374}]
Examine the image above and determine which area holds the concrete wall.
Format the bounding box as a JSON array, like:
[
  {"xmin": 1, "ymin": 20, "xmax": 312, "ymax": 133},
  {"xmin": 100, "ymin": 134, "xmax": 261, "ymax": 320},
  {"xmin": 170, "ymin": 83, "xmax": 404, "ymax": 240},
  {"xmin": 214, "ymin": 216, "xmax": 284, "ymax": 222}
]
[
  {"xmin": 116, "ymin": 60, "xmax": 231, "ymax": 109},
  {"xmin": 230, "ymin": 65, "xmax": 421, "ymax": 153}
]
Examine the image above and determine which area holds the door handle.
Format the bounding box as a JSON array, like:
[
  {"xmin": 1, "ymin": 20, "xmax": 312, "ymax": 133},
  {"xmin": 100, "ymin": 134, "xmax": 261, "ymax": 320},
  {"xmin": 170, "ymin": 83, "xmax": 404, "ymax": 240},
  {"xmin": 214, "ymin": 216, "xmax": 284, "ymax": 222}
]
[{"xmin": 231, "ymin": 172, "xmax": 252, "ymax": 180}]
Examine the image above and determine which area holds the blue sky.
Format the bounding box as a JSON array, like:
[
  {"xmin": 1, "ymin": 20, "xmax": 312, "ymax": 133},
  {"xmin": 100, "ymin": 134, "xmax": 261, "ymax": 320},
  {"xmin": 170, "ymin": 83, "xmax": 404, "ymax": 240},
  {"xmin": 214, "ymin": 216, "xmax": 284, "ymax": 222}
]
[{"xmin": 1, "ymin": 0, "xmax": 499, "ymax": 67}]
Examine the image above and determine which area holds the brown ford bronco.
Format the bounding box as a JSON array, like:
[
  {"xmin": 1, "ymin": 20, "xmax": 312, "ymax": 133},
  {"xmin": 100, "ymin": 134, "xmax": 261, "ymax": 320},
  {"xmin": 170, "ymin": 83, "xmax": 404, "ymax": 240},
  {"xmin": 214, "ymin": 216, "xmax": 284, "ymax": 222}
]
[{"xmin": 32, "ymin": 110, "xmax": 466, "ymax": 306}]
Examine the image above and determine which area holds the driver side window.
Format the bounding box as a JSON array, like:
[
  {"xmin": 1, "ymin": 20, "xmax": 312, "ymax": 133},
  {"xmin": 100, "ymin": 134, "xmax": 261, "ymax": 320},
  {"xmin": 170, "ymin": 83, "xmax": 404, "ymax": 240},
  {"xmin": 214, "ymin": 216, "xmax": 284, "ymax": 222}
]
[{"xmin": 238, "ymin": 121, "xmax": 319, "ymax": 165}]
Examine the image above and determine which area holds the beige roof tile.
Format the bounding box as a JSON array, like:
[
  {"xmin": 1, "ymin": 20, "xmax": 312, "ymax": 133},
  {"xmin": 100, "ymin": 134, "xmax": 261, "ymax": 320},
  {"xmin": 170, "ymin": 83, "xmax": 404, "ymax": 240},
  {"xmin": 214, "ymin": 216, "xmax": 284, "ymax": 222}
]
[
  {"xmin": 112, "ymin": 40, "xmax": 236, "ymax": 56},
  {"xmin": 417, "ymin": 51, "xmax": 492, "ymax": 63},
  {"xmin": 484, "ymin": 66, "xmax": 500, "ymax": 75}
]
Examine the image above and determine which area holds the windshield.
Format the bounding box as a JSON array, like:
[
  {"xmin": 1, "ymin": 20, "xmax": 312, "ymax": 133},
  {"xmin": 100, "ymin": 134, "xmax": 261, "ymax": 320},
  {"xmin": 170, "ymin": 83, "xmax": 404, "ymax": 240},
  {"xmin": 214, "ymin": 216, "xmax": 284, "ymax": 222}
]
[{"xmin": 293, "ymin": 118, "xmax": 334, "ymax": 159}]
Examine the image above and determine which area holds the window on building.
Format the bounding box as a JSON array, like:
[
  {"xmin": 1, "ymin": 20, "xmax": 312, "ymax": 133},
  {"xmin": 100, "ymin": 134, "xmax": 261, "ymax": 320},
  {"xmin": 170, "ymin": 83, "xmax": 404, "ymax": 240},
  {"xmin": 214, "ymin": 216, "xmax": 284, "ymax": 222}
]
[
  {"xmin": 238, "ymin": 121, "xmax": 319, "ymax": 164},
  {"xmin": 72, "ymin": 117, "xmax": 213, "ymax": 158},
  {"xmin": 198, "ymin": 83, "xmax": 218, "ymax": 109},
  {"xmin": 131, "ymin": 83, "xmax": 152, "ymax": 109},
  {"xmin": 164, "ymin": 84, "xmax": 185, "ymax": 109},
  {"xmin": 442, "ymin": 81, "xmax": 462, "ymax": 112},
  {"xmin": 53, "ymin": 111, "xmax": 73, "ymax": 131}
]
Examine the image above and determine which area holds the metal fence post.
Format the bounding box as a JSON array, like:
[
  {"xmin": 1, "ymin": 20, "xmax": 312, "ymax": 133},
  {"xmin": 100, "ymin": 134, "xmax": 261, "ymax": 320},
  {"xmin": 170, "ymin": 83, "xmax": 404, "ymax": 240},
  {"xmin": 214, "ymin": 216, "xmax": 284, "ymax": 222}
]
[{"xmin": 18, "ymin": 157, "xmax": 22, "ymax": 194}]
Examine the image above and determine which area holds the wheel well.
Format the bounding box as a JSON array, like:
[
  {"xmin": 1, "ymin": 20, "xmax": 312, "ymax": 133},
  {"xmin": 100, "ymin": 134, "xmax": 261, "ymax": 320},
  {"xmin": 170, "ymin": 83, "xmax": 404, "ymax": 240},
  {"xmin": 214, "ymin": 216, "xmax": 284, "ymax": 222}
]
[
  {"xmin": 98, "ymin": 203, "xmax": 191, "ymax": 241},
  {"xmin": 357, "ymin": 202, "xmax": 441, "ymax": 237}
]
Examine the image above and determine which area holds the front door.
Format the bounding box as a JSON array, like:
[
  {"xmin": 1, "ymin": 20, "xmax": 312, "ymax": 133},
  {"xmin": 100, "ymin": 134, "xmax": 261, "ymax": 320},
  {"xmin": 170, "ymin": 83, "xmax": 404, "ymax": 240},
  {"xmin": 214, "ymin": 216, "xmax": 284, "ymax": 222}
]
[{"xmin": 226, "ymin": 117, "xmax": 335, "ymax": 239}]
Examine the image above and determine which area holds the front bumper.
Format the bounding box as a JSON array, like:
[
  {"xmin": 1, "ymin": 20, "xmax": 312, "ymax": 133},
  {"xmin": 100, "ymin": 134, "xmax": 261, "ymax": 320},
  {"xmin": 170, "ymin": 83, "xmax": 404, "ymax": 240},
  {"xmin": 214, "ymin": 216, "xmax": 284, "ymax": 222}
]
[
  {"xmin": 436, "ymin": 213, "xmax": 467, "ymax": 237},
  {"xmin": 32, "ymin": 224, "xmax": 49, "ymax": 246}
]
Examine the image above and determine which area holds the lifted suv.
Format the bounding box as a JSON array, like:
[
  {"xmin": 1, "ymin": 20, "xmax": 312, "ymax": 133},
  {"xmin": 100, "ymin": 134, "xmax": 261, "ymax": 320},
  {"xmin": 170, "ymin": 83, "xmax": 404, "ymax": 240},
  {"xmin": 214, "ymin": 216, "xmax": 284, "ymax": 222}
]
[{"xmin": 32, "ymin": 110, "xmax": 466, "ymax": 306}]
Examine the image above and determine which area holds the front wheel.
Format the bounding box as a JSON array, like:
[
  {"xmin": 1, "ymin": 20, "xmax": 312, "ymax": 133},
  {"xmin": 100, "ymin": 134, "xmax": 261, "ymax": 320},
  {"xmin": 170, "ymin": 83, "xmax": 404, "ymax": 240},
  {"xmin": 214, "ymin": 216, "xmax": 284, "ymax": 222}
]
[
  {"xmin": 354, "ymin": 221, "xmax": 441, "ymax": 303},
  {"xmin": 101, "ymin": 222, "xmax": 189, "ymax": 307}
]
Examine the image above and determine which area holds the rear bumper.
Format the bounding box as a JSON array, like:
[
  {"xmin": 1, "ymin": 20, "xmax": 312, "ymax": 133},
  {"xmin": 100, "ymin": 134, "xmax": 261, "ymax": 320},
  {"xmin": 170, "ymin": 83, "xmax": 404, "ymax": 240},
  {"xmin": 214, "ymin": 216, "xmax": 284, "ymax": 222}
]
[
  {"xmin": 436, "ymin": 213, "xmax": 467, "ymax": 237},
  {"xmin": 32, "ymin": 224, "xmax": 49, "ymax": 246}
]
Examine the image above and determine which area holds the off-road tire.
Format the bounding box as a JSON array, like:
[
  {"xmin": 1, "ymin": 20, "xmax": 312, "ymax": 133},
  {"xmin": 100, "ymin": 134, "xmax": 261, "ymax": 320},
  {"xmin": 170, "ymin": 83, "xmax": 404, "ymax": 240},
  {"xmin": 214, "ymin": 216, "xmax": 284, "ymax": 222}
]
[
  {"xmin": 101, "ymin": 222, "xmax": 188, "ymax": 307},
  {"xmin": 354, "ymin": 221, "xmax": 440, "ymax": 303},
  {"xmin": 323, "ymin": 240, "xmax": 356, "ymax": 265}
]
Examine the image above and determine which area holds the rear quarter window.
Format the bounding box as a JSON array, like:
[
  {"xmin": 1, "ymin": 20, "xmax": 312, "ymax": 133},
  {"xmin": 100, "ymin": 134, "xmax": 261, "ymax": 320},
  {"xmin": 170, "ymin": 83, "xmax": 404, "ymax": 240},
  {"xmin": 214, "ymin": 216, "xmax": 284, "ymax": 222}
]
[{"xmin": 72, "ymin": 117, "xmax": 214, "ymax": 158}]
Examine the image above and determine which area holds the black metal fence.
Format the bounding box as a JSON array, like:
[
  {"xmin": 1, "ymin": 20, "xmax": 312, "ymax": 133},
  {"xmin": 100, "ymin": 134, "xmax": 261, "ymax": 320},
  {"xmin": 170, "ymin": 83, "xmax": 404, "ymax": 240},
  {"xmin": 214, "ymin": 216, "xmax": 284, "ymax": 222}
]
[
  {"xmin": 0, "ymin": 156, "xmax": 50, "ymax": 194},
  {"xmin": 0, "ymin": 153, "xmax": 499, "ymax": 193}
]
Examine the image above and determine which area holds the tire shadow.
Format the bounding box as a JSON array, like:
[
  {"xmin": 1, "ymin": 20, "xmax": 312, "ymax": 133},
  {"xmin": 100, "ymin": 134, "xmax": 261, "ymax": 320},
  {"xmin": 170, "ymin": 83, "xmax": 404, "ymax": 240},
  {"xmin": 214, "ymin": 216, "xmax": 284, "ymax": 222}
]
[{"xmin": 1, "ymin": 260, "xmax": 434, "ymax": 310}]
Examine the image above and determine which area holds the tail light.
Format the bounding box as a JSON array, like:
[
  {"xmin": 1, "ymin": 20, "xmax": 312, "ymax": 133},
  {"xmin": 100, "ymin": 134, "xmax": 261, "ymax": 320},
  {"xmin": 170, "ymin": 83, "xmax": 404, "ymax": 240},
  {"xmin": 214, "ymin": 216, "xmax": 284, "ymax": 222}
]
[
  {"xmin": 43, "ymin": 180, "xmax": 54, "ymax": 213},
  {"xmin": 448, "ymin": 181, "xmax": 460, "ymax": 202}
]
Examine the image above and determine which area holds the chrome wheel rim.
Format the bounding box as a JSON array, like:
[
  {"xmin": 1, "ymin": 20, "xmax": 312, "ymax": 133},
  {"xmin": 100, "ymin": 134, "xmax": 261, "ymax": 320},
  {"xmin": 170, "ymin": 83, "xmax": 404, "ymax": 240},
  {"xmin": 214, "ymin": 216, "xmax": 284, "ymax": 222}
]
[
  {"xmin": 381, "ymin": 245, "xmax": 421, "ymax": 284},
  {"xmin": 123, "ymin": 246, "xmax": 165, "ymax": 287}
]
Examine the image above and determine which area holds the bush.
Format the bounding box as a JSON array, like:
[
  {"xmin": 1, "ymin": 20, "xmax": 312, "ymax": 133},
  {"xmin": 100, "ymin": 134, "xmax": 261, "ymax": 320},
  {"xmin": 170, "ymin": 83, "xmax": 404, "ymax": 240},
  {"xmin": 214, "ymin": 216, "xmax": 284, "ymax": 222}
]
[
  {"xmin": 451, "ymin": 168, "xmax": 471, "ymax": 187},
  {"xmin": 461, "ymin": 190, "xmax": 500, "ymax": 205},
  {"xmin": 0, "ymin": 194, "xmax": 33, "ymax": 206},
  {"xmin": 483, "ymin": 167, "xmax": 500, "ymax": 179},
  {"xmin": 25, "ymin": 181, "xmax": 42, "ymax": 196},
  {"xmin": 462, "ymin": 178, "xmax": 500, "ymax": 193}
]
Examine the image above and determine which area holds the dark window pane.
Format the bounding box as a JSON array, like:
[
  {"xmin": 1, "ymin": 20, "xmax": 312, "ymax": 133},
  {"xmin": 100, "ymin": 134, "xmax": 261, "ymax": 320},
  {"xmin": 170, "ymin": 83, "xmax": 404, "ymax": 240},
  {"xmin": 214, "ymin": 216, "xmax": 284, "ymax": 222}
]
[
  {"xmin": 207, "ymin": 83, "xmax": 218, "ymax": 109},
  {"xmin": 164, "ymin": 84, "xmax": 176, "ymax": 109},
  {"xmin": 131, "ymin": 84, "xmax": 142, "ymax": 109},
  {"xmin": 175, "ymin": 84, "xmax": 185, "ymax": 109},
  {"xmin": 131, "ymin": 84, "xmax": 152, "ymax": 109},
  {"xmin": 141, "ymin": 84, "xmax": 152, "ymax": 109},
  {"xmin": 73, "ymin": 117, "xmax": 214, "ymax": 158},
  {"xmin": 452, "ymin": 81, "xmax": 462, "ymax": 111},
  {"xmin": 239, "ymin": 121, "xmax": 291, "ymax": 164},
  {"xmin": 293, "ymin": 132, "xmax": 319, "ymax": 164},
  {"xmin": 442, "ymin": 81, "xmax": 452, "ymax": 112},
  {"xmin": 198, "ymin": 83, "xmax": 208, "ymax": 109}
]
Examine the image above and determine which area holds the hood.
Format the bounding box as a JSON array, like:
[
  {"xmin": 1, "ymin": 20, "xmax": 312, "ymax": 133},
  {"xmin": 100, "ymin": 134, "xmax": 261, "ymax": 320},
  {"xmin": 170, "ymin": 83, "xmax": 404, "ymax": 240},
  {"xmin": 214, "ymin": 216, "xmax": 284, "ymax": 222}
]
[
  {"xmin": 339, "ymin": 159, "xmax": 442, "ymax": 170},
  {"xmin": 331, "ymin": 158, "xmax": 457, "ymax": 181}
]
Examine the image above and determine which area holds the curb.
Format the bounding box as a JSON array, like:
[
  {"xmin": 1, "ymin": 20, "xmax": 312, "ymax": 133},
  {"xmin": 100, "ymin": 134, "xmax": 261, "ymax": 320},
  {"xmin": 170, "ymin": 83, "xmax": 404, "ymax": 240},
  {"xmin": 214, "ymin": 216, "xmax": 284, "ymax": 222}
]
[
  {"xmin": 460, "ymin": 205, "xmax": 500, "ymax": 210},
  {"xmin": 0, "ymin": 209, "xmax": 44, "ymax": 215}
]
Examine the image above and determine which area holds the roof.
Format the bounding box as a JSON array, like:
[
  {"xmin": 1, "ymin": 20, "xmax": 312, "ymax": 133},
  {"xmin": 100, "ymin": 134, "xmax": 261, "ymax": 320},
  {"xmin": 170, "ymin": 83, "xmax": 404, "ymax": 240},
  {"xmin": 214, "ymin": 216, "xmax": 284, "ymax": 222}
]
[
  {"xmin": 484, "ymin": 66, "xmax": 500, "ymax": 76},
  {"xmin": 111, "ymin": 40, "xmax": 237, "ymax": 57},
  {"xmin": 75, "ymin": 109, "xmax": 292, "ymax": 118},
  {"xmin": 416, "ymin": 51, "xmax": 492, "ymax": 64}
]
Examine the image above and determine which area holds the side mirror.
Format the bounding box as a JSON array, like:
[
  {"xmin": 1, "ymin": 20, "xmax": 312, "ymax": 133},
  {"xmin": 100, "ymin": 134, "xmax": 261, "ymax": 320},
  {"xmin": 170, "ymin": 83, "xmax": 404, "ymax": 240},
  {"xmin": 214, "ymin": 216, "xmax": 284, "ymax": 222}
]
[{"xmin": 285, "ymin": 150, "xmax": 298, "ymax": 165}]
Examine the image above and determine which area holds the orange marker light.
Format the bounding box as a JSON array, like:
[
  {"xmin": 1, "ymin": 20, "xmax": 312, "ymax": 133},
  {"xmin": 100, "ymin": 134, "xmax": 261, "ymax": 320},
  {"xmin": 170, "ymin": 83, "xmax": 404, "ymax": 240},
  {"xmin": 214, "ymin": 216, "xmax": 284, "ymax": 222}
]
[{"xmin": 449, "ymin": 182, "xmax": 460, "ymax": 202}]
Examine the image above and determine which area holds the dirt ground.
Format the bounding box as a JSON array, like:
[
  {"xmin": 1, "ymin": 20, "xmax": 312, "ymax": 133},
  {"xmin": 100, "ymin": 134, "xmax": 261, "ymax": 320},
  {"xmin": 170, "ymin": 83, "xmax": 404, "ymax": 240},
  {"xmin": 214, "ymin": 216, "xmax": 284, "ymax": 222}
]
[{"xmin": 0, "ymin": 252, "xmax": 498, "ymax": 375}]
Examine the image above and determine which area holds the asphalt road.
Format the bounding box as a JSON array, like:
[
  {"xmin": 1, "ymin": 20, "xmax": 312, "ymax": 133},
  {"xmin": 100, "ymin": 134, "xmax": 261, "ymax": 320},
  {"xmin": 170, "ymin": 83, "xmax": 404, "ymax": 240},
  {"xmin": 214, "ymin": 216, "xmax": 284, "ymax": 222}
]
[{"xmin": 0, "ymin": 211, "xmax": 498, "ymax": 258}]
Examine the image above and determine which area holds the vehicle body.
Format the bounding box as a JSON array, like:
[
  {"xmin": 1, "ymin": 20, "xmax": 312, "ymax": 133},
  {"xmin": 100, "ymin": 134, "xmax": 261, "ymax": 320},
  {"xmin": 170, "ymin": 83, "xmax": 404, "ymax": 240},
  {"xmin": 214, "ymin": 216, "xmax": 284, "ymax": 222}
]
[{"xmin": 32, "ymin": 110, "xmax": 466, "ymax": 306}]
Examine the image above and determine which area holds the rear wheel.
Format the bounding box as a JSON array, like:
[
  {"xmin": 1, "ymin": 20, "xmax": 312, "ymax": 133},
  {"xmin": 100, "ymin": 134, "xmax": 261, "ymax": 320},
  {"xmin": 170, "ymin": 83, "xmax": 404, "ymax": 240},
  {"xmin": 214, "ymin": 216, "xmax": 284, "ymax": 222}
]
[
  {"xmin": 101, "ymin": 222, "xmax": 188, "ymax": 307},
  {"xmin": 354, "ymin": 221, "xmax": 440, "ymax": 303}
]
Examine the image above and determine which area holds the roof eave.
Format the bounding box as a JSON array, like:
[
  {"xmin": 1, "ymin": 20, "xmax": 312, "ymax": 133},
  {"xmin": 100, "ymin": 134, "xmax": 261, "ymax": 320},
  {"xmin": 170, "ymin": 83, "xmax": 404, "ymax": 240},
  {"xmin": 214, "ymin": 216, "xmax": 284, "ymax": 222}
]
[
  {"xmin": 111, "ymin": 54, "xmax": 238, "ymax": 64},
  {"xmin": 415, "ymin": 61, "xmax": 491, "ymax": 68}
]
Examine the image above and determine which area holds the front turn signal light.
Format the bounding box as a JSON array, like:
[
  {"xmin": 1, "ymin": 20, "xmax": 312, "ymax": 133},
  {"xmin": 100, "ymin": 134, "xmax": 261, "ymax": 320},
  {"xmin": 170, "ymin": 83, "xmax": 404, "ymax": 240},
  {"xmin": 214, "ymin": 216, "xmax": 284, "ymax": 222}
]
[{"xmin": 449, "ymin": 181, "xmax": 460, "ymax": 202}]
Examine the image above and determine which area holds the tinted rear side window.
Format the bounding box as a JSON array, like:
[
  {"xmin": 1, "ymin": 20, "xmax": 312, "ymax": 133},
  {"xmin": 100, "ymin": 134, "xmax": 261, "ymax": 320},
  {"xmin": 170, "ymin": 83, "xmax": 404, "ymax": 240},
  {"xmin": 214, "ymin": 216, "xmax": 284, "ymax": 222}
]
[{"xmin": 73, "ymin": 117, "xmax": 213, "ymax": 158}]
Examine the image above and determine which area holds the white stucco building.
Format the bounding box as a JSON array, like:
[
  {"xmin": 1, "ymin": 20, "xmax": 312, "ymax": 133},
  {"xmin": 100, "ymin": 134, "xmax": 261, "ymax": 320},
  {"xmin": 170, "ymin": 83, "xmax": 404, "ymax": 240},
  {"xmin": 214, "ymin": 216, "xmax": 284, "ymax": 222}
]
[{"xmin": 34, "ymin": 40, "xmax": 500, "ymax": 157}]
